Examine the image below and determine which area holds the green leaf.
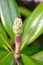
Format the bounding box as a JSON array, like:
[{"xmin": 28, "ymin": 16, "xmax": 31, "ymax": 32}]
[
  {"xmin": 21, "ymin": 54, "xmax": 37, "ymax": 65},
  {"xmin": 0, "ymin": 47, "xmax": 6, "ymax": 51},
  {"xmin": 21, "ymin": 54, "xmax": 43, "ymax": 65},
  {"xmin": 32, "ymin": 59, "xmax": 43, "ymax": 65},
  {"xmin": 0, "ymin": 24, "xmax": 9, "ymax": 42},
  {"xmin": 0, "ymin": 23, "xmax": 13, "ymax": 51},
  {"xmin": 21, "ymin": 43, "xmax": 40, "ymax": 56},
  {"xmin": 21, "ymin": 3, "xmax": 43, "ymax": 50},
  {"xmin": 0, "ymin": 0, "xmax": 20, "ymax": 41},
  {"xmin": 0, "ymin": 37, "xmax": 7, "ymax": 48},
  {"xmin": 0, "ymin": 51, "xmax": 13, "ymax": 65},
  {"xmin": 8, "ymin": 0, "xmax": 20, "ymax": 21},
  {"xmin": 32, "ymin": 51, "xmax": 43, "ymax": 62},
  {"xmin": 20, "ymin": 7, "xmax": 31, "ymax": 17},
  {"xmin": 0, "ymin": 51, "xmax": 9, "ymax": 60},
  {"xmin": 0, "ymin": 23, "xmax": 9, "ymax": 47}
]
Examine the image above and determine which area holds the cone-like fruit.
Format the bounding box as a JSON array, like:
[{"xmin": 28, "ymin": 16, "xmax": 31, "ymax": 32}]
[{"xmin": 13, "ymin": 17, "xmax": 23, "ymax": 36}]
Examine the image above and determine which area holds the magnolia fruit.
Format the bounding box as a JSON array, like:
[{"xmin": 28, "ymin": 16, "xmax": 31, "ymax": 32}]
[{"xmin": 13, "ymin": 18, "xmax": 23, "ymax": 36}]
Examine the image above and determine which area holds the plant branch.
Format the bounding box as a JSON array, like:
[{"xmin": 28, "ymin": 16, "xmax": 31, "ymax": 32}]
[{"xmin": 14, "ymin": 36, "xmax": 22, "ymax": 65}]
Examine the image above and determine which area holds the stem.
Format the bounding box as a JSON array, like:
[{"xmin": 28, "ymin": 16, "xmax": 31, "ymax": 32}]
[{"xmin": 14, "ymin": 35, "xmax": 22, "ymax": 65}]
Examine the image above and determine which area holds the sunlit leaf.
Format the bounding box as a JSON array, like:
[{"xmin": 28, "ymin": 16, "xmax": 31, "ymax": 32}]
[
  {"xmin": 21, "ymin": 3, "xmax": 43, "ymax": 50},
  {"xmin": 0, "ymin": 23, "xmax": 9, "ymax": 48},
  {"xmin": 32, "ymin": 51, "xmax": 43, "ymax": 62},
  {"xmin": 21, "ymin": 54, "xmax": 43, "ymax": 65},
  {"xmin": 0, "ymin": 0, "xmax": 20, "ymax": 41},
  {"xmin": 0, "ymin": 23, "xmax": 13, "ymax": 51},
  {"xmin": 0, "ymin": 51, "xmax": 13, "ymax": 65}
]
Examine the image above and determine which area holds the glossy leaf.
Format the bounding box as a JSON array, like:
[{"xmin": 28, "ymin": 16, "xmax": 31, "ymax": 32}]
[
  {"xmin": 0, "ymin": 23, "xmax": 9, "ymax": 47},
  {"xmin": 0, "ymin": 37, "xmax": 7, "ymax": 48},
  {"xmin": 20, "ymin": 7, "xmax": 31, "ymax": 17},
  {"xmin": 21, "ymin": 43, "xmax": 40, "ymax": 56},
  {"xmin": 21, "ymin": 54, "xmax": 39, "ymax": 65},
  {"xmin": 21, "ymin": 3, "xmax": 43, "ymax": 50},
  {"xmin": 32, "ymin": 51, "xmax": 43, "ymax": 62},
  {"xmin": 21, "ymin": 54, "xmax": 43, "ymax": 65},
  {"xmin": 0, "ymin": 24, "xmax": 9, "ymax": 42},
  {"xmin": 8, "ymin": 0, "xmax": 20, "ymax": 22},
  {"xmin": 0, "ymin": 0, "xmax": 20, "ymax": 41},
  {"xmin": 0, "ymin": 23, "xmax": 13, "ymax": 51},
  {"xmin": 21, "ymin": 54, "xmax": 36, "ymax": 65},
  {"xmin": 0, "ymin": 51, "xmax": 13, "ymax": 65},
  {"xmin": 0, "ymin": 51, "xmax": 9, "ymax": 60}
]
